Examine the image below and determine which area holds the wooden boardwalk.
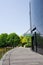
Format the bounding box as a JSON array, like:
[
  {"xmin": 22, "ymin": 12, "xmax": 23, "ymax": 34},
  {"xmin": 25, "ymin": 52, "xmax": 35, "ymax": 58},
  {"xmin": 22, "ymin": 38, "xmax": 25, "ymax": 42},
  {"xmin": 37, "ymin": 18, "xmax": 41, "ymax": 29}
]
[{"xmin": 1, "ymin": 47, "xmax": 43, "ymax": 65}]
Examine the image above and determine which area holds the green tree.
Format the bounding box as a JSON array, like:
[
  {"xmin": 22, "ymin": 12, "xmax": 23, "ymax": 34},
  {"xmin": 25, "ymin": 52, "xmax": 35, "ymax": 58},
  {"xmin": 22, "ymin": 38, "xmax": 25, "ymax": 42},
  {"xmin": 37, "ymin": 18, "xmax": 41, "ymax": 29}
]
[
  {"xmin": 0, "ymin": 33, "xmax": 8, "ymax": 47},
  {"xmin": 20, "ymin": 35, "xmax": 32, "ymax": 47},
  {"xmin": 22, "ymin": 37, "xmax": 27, "ymax": 47},
  {"xmin": 7, "ymin": 33, "xmax": 20, "ymax": 47}
]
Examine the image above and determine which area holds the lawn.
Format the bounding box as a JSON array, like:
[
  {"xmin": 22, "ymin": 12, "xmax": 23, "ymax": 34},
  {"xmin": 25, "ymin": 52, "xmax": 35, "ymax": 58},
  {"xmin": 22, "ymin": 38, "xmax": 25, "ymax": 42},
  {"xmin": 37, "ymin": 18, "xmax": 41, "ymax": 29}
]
[{"xmin": 0, "ymin": 47, "xmax": 13, "ymax": 59}]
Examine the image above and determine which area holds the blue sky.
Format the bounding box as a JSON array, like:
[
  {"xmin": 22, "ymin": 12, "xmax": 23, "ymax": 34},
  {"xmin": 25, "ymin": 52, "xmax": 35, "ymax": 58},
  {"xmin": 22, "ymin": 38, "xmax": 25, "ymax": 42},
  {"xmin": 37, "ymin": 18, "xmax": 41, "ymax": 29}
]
[{"xmin": 0, "ymin": 0, "xmax": 30, "ymax": 35}]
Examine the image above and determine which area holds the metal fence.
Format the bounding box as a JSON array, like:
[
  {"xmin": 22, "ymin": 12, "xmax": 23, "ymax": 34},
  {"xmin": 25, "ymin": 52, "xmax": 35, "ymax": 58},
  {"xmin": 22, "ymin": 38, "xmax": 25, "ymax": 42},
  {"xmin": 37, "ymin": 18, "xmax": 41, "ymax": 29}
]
[
  {"xmin": 1, "ymin": 48, "xmax": 16, "ymax": 65},
  {"xmin": 2, "ymin": 48, "xmax": 20, "ymax": 65},
  {"xmin": 32, "ymin": 32, "xmax": 43, "ymax": 54},
  {"xmin": 2, "ymin": 51, "xmax": 12, "ymax": 65}
]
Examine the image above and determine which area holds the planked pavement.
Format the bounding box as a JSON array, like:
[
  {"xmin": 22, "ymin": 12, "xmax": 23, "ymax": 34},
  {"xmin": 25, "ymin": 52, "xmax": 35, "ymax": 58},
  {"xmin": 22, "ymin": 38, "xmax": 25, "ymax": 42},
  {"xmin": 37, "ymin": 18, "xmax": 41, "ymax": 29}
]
[{"xmin": 1, "ymin": 47, "xmax": 43, "ymax": 65}]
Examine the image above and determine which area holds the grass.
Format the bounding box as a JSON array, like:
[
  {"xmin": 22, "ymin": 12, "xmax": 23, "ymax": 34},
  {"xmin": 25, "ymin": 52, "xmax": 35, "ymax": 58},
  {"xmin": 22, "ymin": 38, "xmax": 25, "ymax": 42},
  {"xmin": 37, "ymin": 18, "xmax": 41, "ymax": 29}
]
[{"xmin": 0, "ymin": 47, "xmax": 13, "ymax": 59}]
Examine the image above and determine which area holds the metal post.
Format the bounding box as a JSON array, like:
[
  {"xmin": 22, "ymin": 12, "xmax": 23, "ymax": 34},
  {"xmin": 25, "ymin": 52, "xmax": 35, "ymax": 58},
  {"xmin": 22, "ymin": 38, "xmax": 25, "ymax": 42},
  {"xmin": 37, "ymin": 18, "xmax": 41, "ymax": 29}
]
[
  {"xmin": 29, "ymin": 2, "xmax": 32, "ymax": 34},
  {"xmin": 9, "ymin": 53, "xmax": 11, "ymax": 65},
  {"xmin": 31, "ymin": 36, "xmax": 34, "ymax": 51},
  {"xmin": 35, "ymin": 32, "xmax": 37, "ymax": 52}
]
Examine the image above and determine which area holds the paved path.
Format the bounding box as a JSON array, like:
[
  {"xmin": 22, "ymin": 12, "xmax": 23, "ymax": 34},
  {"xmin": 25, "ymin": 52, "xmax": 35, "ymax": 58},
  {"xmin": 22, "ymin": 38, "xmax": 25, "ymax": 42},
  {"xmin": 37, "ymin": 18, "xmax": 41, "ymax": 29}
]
[
  {"xmin": 1, "ymin": 47, "xmax": 43, "ymax": 65},
  {"xmin": 0, "ymin": 61, "xmax": 2, "ymax": 65}
]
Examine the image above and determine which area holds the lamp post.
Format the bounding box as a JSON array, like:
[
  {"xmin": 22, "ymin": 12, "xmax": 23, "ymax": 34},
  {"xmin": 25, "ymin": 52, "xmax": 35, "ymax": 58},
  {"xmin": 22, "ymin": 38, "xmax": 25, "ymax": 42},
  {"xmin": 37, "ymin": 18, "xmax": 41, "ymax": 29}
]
[{"xmin": 29, "ymin": 2, "xmax": 32, "ymax": 34}]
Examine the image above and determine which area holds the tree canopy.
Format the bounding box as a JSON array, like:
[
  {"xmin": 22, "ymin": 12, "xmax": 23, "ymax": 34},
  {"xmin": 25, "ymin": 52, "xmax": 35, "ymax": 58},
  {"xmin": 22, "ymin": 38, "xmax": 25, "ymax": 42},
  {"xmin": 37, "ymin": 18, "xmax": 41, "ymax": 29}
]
[
  {"xmin": 0, "ymin": 33, "xmax": 8, "ymax": 47},
  {"xmin": 0, "ymin": 33, "xmax": 20, "ymax": 47},
  {"xmin": 7, "ymin": 33, "xmax": 20, "ymax": 47}
]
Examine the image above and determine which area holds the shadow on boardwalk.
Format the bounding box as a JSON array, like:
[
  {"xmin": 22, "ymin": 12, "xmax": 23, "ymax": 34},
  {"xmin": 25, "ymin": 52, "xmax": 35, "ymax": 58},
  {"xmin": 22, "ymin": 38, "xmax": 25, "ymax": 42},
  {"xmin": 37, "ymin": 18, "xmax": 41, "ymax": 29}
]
[{"xmin": 1, "ymin": 47, "xmax": 43, "ymax": 65}]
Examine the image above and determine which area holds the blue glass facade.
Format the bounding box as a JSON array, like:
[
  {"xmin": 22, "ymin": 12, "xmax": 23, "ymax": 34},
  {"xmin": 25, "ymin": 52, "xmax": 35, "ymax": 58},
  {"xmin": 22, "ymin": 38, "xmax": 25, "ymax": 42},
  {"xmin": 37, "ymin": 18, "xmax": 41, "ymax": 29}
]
[
  {"xmin": 31, "ymin": 0, "xmax": 43, "ymax": 34},
  {"xmin": 31, "ymin": 0, "xmax": 43, "ymax": 53}
]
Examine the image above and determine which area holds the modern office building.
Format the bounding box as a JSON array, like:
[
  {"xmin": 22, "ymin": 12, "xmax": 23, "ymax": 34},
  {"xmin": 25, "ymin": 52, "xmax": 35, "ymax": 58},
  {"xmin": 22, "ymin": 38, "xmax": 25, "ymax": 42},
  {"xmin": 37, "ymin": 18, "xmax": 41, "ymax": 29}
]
[
  {"xmin": 31, "ymin": 0, "xmax": 43, "ymax": 34},
  {"xmin": 31, "ymin": 0, "xmax": 43, "ymax": 53}
]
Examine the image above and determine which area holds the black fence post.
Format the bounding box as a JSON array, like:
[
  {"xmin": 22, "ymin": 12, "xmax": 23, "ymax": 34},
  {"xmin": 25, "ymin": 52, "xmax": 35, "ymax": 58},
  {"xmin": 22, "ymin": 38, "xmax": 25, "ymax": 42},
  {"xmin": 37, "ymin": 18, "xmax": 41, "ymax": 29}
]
[
  {"xmin": 31, "ymin": 36, "xmax": 34, "ymax": 51},
  {"xmin": 35, "ymin": 32, "xmax": 37, "ymax": 52}
]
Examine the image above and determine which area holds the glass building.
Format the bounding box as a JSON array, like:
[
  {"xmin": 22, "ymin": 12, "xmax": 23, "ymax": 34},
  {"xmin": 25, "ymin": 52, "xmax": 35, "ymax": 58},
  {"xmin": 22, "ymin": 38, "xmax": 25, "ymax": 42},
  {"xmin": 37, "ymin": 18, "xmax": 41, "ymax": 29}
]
[
  {"xmin": 31, "ymin": 0, "xmax": 43, "ymax": 53},
  {"xmin": 31, "ymin": 0, "xmax": 43, "ymax": 34}
]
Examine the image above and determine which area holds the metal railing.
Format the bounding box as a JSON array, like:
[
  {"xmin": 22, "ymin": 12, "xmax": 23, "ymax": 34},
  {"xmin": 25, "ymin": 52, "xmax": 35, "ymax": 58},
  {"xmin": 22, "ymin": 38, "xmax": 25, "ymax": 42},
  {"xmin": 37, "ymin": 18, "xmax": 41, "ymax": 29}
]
[
  {"xmin": 32, "ymin": 32, "xmax": 43, "ymax": 54},
  {"xmin": 2, "ymin": 48, "xmax": 18, "ymax": 65},
  {"xmin": 2, "ymin": 51, "xmax": 12, "ymax": 65}
]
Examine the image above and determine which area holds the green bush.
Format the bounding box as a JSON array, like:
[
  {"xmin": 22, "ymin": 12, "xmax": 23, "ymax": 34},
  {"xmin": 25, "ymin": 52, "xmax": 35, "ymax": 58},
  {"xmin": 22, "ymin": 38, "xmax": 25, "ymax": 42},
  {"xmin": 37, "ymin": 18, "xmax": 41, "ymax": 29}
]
[
  {"xmin": 25, "ymin": 42, "xmax": 31, "ymax": 47},
  {"xmin": 18, "ymin": 43, "xmax": 22, "ymax": 47}
]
